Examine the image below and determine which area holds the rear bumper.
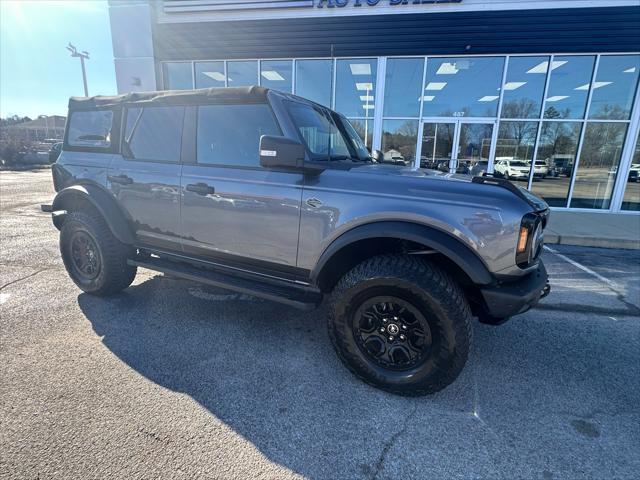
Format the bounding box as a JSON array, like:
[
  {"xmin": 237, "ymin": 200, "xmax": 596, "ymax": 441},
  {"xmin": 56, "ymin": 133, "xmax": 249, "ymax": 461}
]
[{"xmin": 480, "ymin": 261, "xmax": 549, "ymax": 319}]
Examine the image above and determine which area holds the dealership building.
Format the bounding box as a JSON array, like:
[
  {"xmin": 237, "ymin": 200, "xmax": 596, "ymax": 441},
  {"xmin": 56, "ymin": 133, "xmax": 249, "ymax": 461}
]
[{"xmin": 107, "ymin": 0, "xmax": 640, "ymax": 213}]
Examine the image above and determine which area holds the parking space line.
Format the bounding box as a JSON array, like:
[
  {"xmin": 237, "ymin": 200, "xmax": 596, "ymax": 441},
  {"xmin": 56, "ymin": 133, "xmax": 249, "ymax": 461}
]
[{"xmin": 544, "ymin": 246, "xmax": 619, "ymax": 291}]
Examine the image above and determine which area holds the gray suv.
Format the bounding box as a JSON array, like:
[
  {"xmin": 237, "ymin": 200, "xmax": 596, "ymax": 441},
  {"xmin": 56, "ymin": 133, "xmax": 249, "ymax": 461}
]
[{"xmin": 44, "ymin": 87, "xmax": 550, "ymax": 395}]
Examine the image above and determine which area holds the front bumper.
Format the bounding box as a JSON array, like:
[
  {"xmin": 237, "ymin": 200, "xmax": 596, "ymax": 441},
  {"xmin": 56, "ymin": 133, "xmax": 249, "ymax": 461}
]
[{"xmin": 480, "ymin": 261, "xmax": 549, "ymax": 319}]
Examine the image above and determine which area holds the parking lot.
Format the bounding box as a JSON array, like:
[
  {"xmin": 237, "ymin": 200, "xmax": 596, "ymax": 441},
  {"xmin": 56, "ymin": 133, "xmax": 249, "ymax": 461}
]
[{"xmin": 1, "ymin": 169, "xmax": 639, "ymax": 480}]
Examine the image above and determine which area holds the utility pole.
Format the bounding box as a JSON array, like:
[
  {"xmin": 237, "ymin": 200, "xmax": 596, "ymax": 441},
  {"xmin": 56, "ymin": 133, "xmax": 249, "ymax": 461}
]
[{"xmin": 67, "ymin": 43, "xmax": 90, "ymax": 97}]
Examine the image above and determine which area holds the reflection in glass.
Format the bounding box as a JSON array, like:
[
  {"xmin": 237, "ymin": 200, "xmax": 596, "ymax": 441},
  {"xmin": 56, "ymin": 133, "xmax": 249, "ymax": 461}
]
[
  {"xmin": 500, "ymin": 57, "xmax": 548, "ymax": 119},
  {"xmin": 457, "ymin": 123, "xmax": 493, "ymax": 174},
  {"xmin": 260, "ymin": 60, "xmax": 292, "ymax": 92},
  {"xmin": 383, "ymin": 58, "xmax": 424, "ymax": 117},
  {"xmin": 162, "ymin": 62, "xmax": 193, "ymax": 90},
  {"xmin": 227, "ymin": 61, "xmax": 258, "ymax": 87},
  {"xmin": 494, "ymin": 121, "xmax": 538, "ymax": 184},
  {"xmin": 422, "ymin": 57, "xmax": 504, "ymax": 118},
  {"xmin": 381, "ymin": 120, "xmax": 419, "ymax": 166},
  {"xmin": 295, "ymin": 60, "xmax": 333, "ymax": 107},
  {"xmin": 570, "ymin": 123, "xmax": 628, "ymax": 209},
  {"xmin": 531, "ymin": 122, "xmax": 582, "ymax": 207},
  {"xmin": 335, "ymin": 59, "xmax": 377, "ymax": 118},
  {"xmin": 622, "ymin": 133, "xmax": 640, "ymax": 211},
  {"xmin": 589, "ymin": 55, "xmax": 640, "ymax": 120},
  {"xmin": 348, "ymin": 118, "xmax": 372, "ymax": 149},
  {"xmin": 195, "ymin": 61, "xmax": 225, "ymax": 88},
  {"xmin": 420, "ymin": 123, "xmax": 455, "ymax": 170},
  {"xmin": 544, "ymin": 56, "xmax": 595, "ymax": 119}
]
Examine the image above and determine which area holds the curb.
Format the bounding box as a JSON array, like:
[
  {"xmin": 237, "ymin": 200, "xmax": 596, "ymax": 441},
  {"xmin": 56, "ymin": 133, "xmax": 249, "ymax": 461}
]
[{"xmin": 545, "ymin": 234, "xmax": 640, "ymax": 250}]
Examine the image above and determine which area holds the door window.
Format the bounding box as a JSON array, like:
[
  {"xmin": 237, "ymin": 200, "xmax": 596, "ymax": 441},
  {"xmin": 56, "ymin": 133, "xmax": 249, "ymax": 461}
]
[
  {"xmin": 196, "ymin": 103, "xmax": 280, "ymax": 167},
  {"xmin": 67, "ymin": 110, "xmax": 114, "ymax": 148},
  {"xmin": 124, "ymin": 106, "xmax": 184, "ymax": 162}
]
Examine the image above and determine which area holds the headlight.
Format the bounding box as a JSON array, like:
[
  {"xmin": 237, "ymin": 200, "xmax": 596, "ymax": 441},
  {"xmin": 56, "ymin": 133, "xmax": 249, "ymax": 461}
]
[{"xmin": 516, "ymin": 213, "xmax": 543, "ymax": 267}]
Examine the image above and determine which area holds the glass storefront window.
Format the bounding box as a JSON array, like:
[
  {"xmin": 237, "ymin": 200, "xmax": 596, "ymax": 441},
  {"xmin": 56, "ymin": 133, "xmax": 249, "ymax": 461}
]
[
  {"xmin": 383, "ymin": 58, "xmax": 424, "ymax": 118},
  {"xmin": 544, "ymin": 56, "xmax": 595, "ymax": 119},
  {"xmin": 500, "ymin": 56, "xmax": 549, "ymax": 119},
  {"xmin": 622, "ymin": 133, "xmax": 640, "ymax": 211},
  {"xmin": 531, "ymin": 121, "xmax": 582, "ymax": 207},
  {"xmin": 458, "ymin": 123, "xmax": 494, "ymax": 174},
  {"xmin": 295, "ymin": 59, "xmax": 332, "ymax": 107},
  {"xmin": 195, "ymin": 61, "xmax": 225, "ymax": 88},
  {"xmin": 493, "ymin": 121, "xmax": 538, "ymax": 183},
  {"xmin": 227, "ymin": 61, "xmax": 258, "ymax": 87},
  {"xmin": 381, "ymin": 120, "xmax": 419, "ymax": 166},
  {"xmin": 162, "ymin": 62, "xmax": 192, "ymax": 90},
  {"xmin": 570, "ymin": 122, "xmax": 628, "ymax": 209},
  {"xmin": 335, "ymin": 59, "xmax": 377, "ymax": 118},
  {"xmin": 420, "ymin": 122, "xmax": 455, "ymax": 170},
  {"xmin": 260, "ymin": 60, "xmax": 292, "ymax": 92},
  {"xmin": 589, "ymin": 55, "xmax": 640, "ymax": 120},
  {"xmin": 348, "ymin": 118, "xmax": 373, "ymax": 149},
  {"xmin": 422, "ymin": 57, "xmax": 504, "ymax": 118}
]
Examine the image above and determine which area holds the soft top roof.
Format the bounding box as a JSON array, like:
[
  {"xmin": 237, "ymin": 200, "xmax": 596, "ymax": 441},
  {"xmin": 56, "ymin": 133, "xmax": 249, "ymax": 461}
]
[{"xmin": 68, "ymin": 86, "xmax": 270, "ymax": 110}]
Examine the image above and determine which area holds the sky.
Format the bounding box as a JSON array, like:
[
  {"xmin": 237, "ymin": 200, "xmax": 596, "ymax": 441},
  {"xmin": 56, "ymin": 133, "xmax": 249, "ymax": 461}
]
[{"xmin": 1, "ymin": 0, "xmax": 117, "ymax": 119}]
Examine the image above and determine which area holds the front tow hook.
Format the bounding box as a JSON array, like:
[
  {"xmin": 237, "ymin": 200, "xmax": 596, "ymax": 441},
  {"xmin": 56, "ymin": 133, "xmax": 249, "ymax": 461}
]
[{"xmin": 540, "ymin": 282, "xmax": 551, "ymax": 299}]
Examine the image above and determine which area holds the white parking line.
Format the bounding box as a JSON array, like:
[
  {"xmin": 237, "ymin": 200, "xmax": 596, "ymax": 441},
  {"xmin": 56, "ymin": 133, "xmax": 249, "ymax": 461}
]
[{"xmin": 544, "ymin": 246, "xmax": 619, "ymax": 291}]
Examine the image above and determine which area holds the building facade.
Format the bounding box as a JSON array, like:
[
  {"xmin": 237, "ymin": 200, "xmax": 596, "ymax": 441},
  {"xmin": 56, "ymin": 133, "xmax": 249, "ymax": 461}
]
[{"xmin": 108, "ymin": 0, "xmax": 640, "ymax": 213}]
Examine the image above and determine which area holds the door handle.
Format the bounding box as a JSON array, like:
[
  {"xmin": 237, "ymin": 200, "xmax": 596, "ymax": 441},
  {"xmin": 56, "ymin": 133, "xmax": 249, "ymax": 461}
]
[
  {"xmin": 108, "ymin": 174, "xmax": 133, "ymax": 185},
  {"xmin": 186, "ymin": 182, "xmax": 215, "ymax": 195}
]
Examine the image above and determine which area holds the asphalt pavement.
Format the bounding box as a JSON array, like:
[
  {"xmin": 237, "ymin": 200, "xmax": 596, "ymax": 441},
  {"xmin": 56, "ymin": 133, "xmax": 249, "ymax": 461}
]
[{"xmin": 1, "ymin": 169, "xmax": 639, "ymax": 480}]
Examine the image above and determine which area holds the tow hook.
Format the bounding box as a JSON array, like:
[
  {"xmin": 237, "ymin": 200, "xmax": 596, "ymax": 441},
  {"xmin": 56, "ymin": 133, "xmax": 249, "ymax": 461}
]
[{"xmin": 540, "ymin": 282, "xmax": 551, "ymax": 299}]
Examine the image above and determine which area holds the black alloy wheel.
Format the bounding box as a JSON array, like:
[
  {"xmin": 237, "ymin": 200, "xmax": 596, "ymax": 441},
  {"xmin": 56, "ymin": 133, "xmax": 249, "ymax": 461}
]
[{"xmin": 69, "ymin": 230, "xmax": 101, "ymax": 280}]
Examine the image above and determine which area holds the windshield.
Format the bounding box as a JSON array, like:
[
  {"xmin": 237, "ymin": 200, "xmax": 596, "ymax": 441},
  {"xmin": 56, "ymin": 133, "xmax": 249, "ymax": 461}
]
[{"xmin": 286, "ymin": 101, "xmax": 370, "ymax": 162}]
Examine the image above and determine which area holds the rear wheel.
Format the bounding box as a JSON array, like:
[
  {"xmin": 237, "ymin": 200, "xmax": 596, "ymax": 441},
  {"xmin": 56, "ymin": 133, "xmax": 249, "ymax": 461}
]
[
  {"xmin": 60, "ymin": 211, "xmax": 136, "ymax": 296},
  {"xmin": 328, "ymin": 255, "xmax": 472, "ymax": 396}
]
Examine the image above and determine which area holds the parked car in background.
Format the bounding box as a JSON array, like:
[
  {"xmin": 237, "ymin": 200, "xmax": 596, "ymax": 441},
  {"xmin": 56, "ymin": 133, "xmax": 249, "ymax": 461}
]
[
  {"xmin": 48, "ymin": 142, "xmax": 62, "ymax": 163},
  {"xmin": 494, "ymin": 159, "xmax": 530, "ymax": 180},
  {"xmin": 628, "ymin": 163, "xmax": 639, "ymax": 182},
  {"xmin": 532, "ymin": 160, "xmax": 548, "ymax": 179}
]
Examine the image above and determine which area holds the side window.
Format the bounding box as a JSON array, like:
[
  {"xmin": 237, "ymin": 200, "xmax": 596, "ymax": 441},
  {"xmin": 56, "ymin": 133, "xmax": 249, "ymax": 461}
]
[
  {"xmin": 196, "ymin": 103, "xmax": 280, "ymax": 167},
  {"xmin": 124, "ymin": 106, "xmax": 185, "ymax": 162},
  {"xmin": 67, "ymin": 110, "xmax": 113, "ymax": 148}
]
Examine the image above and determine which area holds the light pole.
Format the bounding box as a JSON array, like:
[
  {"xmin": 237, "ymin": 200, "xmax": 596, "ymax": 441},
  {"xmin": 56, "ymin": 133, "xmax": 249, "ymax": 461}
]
[{"xmin": 67, "ymin": 43, "xmax": 89, "ymax": 97}]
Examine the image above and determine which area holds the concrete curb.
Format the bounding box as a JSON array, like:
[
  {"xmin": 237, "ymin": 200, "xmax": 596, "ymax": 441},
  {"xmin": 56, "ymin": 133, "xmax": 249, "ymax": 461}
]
[{"xmin": 545, "ymin": 234, "xmax": 640, "ymax": 250}]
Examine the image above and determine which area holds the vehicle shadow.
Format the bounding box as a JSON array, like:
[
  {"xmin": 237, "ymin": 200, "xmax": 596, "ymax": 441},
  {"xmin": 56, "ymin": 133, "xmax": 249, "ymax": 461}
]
[{"xmin": 77, "ymin": 273, "xmax": 640, "ymax": 479}]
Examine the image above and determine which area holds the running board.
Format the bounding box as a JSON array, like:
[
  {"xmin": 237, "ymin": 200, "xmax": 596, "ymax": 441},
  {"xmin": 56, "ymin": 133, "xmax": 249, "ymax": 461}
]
[{"xmin": 128, "ymin": 256, "xmax": 322, "ymax": 311}]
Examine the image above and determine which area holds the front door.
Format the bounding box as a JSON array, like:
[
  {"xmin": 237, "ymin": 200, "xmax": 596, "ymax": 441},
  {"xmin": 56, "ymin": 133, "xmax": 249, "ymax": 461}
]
[
  {"xmin": 180, "ymin": 102, "xmax": 304, "ymax": 277},
  {"xmin": 419, "ymin": 120, "xmax": 495, "ymax": 174}
]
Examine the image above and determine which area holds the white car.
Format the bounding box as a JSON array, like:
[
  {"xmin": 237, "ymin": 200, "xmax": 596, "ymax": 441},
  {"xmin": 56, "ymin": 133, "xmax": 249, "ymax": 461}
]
[
  {"xmin": 533, "ymin": 160, "xmax": 548, "ymax": 178},
  {"xmin": 494, "ymin": 159, "xmax": 530, "ymax": 180}
]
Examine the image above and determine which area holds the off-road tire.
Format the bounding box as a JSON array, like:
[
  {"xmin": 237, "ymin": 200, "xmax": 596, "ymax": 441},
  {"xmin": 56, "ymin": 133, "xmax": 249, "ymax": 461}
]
[
  {"xmin": 328, "ymin": 254, "xmax": 472, "ymax": 396},
  {"xmin": 60, "ymin": 211, "xmax": 136, "ymax": 296}
]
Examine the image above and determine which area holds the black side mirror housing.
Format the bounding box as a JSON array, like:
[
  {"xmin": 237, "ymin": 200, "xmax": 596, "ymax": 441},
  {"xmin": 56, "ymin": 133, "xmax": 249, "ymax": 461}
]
[{"xmin": 259, "ymin": 135, "xmax": 305, "ymax": 170}]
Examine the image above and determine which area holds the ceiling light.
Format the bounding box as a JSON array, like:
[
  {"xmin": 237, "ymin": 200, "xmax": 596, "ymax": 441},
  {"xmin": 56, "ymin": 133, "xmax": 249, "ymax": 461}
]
[
  {"xmin": 261, "ymin": 70, "xmax": 284, "ymax": 81},
  {"xmin": 527, "ymin": 60, "xmax": 567, "ymax": 74},
  {"xmin": 478, "ymin": 95, "xmax": 499, "ymax": 102},
  {"xmin": 425, "ymin": 82, "xmax": 447, "ymax": 91},
  {"xmin": 503, "ymin": 81, "xmax": 526, "ymax": 91},
  {"xmin": 356, "ymin": 82, "xmax": 373, "ymax": 91},
  {"xmin": 574, "ymin": 81, "xmax": 612, "ymax": 91},
  {"xmin": 420, "ymin": 95, "xmax": 435, "ymax": 101},
  {"xmin": 546, "ymin": 95, "xmax": 569, "ymax": 102},
  {"xmin": 360, "ymin": 95, "xmax": 374, "ymax": 101},
  {"xmin": 623, "ymin": 67, "xmax": 637, "ymax": 73},
  {"xmin": 436, "ymin": 62, "xmax": 459, "ymax": 75},
  {"xmin": 350, "ymin": 64, "xmax": 372, "ymax": 76},
  {"xmin": 203, "ymin": 72, "xmax": 226, "ymax": 82},
  {"xmin": 361, "ymin": 105, "xmax": 375, "ymax": 110}
]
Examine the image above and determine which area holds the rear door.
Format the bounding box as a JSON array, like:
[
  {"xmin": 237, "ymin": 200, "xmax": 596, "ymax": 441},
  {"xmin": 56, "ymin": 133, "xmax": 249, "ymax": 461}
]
[
  {"xmin": 180, "ymin": 102, "xmax": 304, "ymax": 275},
  {"xmin": 108, "ymin": 105, "xmax": 185, "ymax": 251}
]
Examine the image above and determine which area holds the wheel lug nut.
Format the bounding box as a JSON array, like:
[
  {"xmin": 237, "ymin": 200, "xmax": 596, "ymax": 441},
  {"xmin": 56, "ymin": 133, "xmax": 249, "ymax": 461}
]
[
  {"xmin": 382, "ymin": 319, "xmax": 387, "ymax": 323},
  {"xmin": 380, "ymin": 328, "xmax": 385, "ymax": 333},
  {"xmin": 389, "ymin": 336, "xmax": 394, "ymax": 341},
  {"xmin": 402, "ymin": 324, "xmax": 407, "ymax": 330},
  {"xmin": 400, "ymin": 334, "xmax": 405, "ymax": 340}
]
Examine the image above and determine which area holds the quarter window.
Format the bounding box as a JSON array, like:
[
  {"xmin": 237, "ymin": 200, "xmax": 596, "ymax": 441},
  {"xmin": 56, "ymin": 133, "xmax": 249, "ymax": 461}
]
[
  {"xmin": 67, "ymin": 110, "xmax": 114, "ymax": 148},
  {"xmin": 197, "ymin": 104, "xmax": 280, "ymax": 167},
  {"xmin": 124, "ymin": 106, "xmax": 185, "ymax": 162}
]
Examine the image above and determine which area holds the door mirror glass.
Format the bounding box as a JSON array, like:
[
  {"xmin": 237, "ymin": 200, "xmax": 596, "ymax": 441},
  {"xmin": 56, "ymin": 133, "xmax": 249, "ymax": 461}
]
[{"xmin": 259, "ymin": 135, "xmax": 305, "ymax": 170}]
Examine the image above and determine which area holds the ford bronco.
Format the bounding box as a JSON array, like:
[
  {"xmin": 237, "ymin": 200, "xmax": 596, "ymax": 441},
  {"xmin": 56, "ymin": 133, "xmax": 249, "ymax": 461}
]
[{"xmin": 44, "ymin": 87, "xmax": 550, "ymax": 395}]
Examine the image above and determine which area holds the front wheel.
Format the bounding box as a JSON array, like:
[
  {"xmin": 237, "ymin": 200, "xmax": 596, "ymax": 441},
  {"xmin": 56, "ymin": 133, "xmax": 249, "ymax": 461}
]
[
  {"xmin": 328, "ymin": 255, "xmax": 472, "ymax": 396},
  {"xmin": 60, "ymin": 211, "xmax": 137, "ymax": 296}
]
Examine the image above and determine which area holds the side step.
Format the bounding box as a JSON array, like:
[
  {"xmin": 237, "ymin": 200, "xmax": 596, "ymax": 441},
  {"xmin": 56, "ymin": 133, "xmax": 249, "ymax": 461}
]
[{"xmin": 128, "ymin": 256, "xmax": 322, "ymax": 311}]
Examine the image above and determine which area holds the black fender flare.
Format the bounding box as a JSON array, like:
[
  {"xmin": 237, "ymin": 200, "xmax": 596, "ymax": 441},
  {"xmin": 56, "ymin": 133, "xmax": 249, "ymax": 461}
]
[
  {"xmin": 51, "ymin": 184, "xmax": 135, "ymax": 245},
  {"xmin": 311, "ymin": 221, "xmax": 494, "ymax": 286}
]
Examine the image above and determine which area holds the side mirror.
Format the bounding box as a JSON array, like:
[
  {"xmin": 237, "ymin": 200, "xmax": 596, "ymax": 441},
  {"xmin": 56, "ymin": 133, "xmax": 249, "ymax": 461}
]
[
  {"xmin": 259, "ymin": 135, "xmax": 305, "ymax": 170},
  {"xmin": 371, "ymin": 149, "xmax": 383, "ymax": 163}
]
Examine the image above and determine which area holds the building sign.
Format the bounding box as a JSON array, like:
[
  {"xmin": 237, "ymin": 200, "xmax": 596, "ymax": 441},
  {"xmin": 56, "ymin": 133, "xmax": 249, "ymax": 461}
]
[{"xmin": 164, "ymin": 0, "xmax": 461, "ymax": 14}]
